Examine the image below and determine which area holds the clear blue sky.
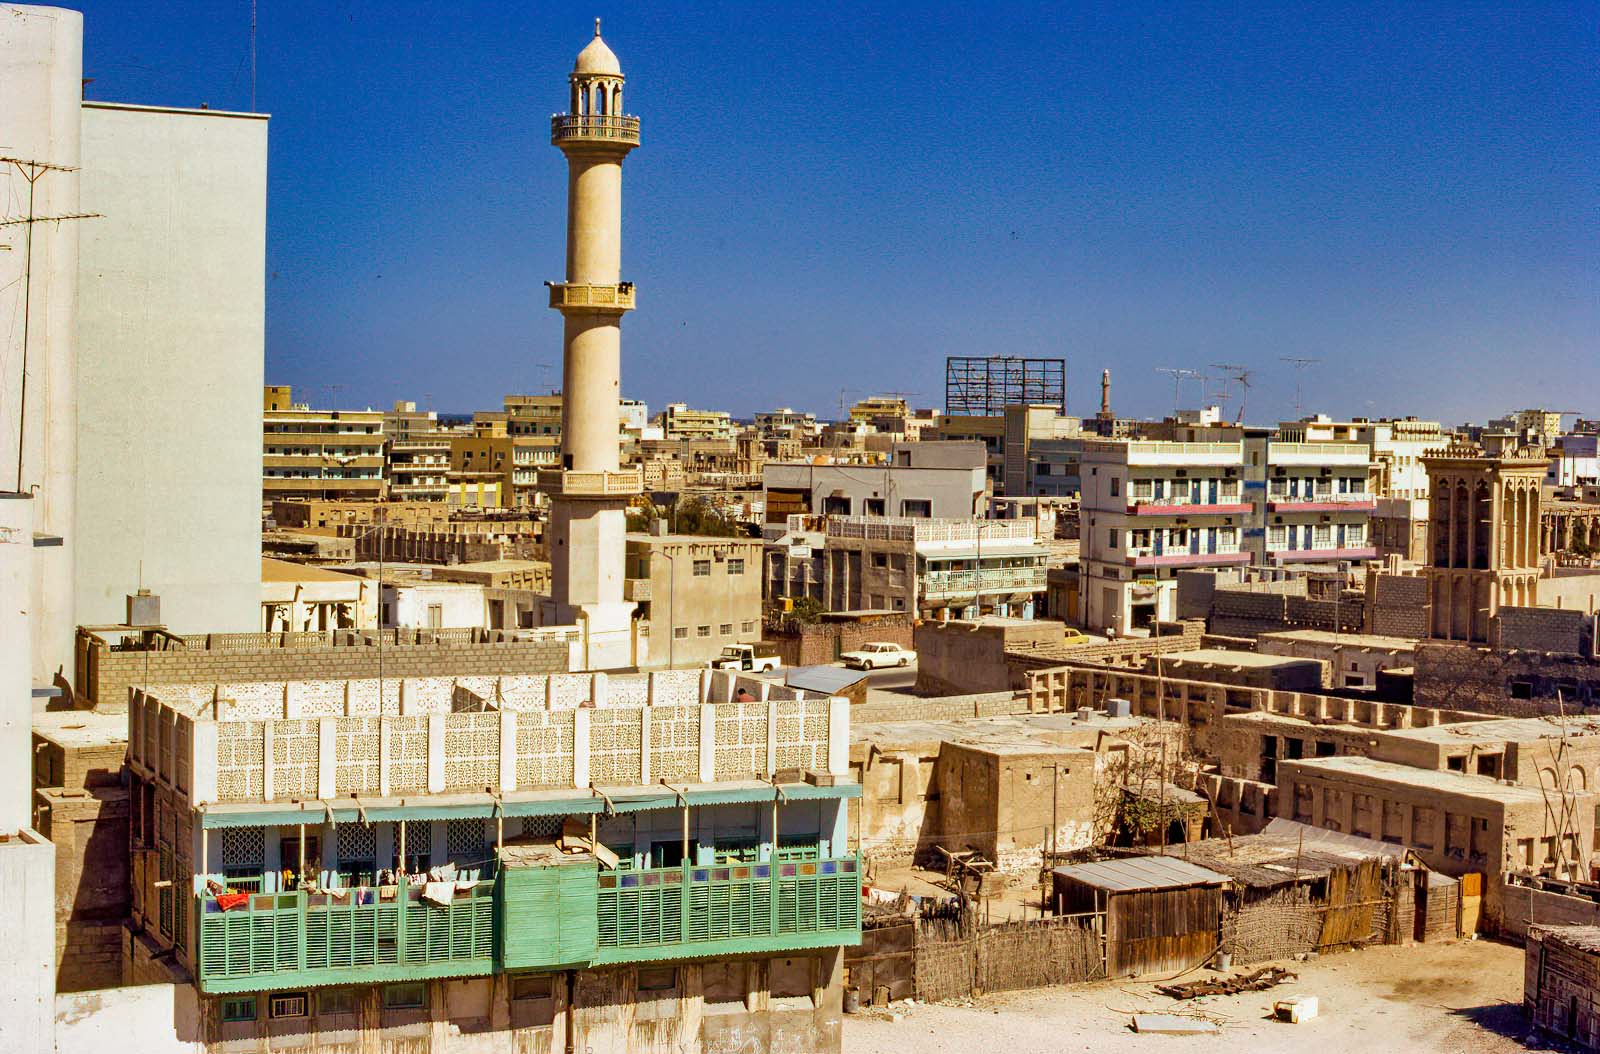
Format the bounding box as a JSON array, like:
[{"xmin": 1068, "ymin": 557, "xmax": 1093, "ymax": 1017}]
[{"xmin": 75, "ymin": 1, "xmax": 1598, "ymax": 425}]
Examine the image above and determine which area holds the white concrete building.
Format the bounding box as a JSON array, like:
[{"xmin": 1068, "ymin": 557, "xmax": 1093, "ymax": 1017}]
[
  {"xmin": 75, "ymin": 101, "xmax": 267, "ymax": 632},
  {"xmin": 1252, "ymin": 439, "xmax": 1377, "ymax": 567},
  {"xmin": 380, "ymin": 578, "xmax": 488, "ymax": 631},
  {"xmin": 1079, "ymin": 439, "xmax": 1249, "ymax": 634},
  {"xmin": 763, "ymin": 442, "xmax": 987, "ymax": 523}
]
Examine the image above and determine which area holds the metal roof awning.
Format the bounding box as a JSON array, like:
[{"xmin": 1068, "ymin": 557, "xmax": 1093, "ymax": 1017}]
[
  {"xmin": 784, "ymin": 665, "xmax": 870, "ymax": 696},
  {"xmin": 196, "ymin": 779, "xmax": 858, "ymax": 828},
  {"xmin": 1052, "ymin": 855, "xmax": 1231, "ymax": 893}
]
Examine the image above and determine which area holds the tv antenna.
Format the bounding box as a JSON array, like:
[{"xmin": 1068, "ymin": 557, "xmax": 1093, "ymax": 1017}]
[
  {"xmin": 1154, "ymin": 368, "xmax": 1202, "ymax": 416},
  {"xmin": 1280, "ymin": 357, "xmax": 1321, "ymax": 417},
  {"xmin": 1209, "ymin": 363, "xmax": 1254, "ymax": 424},
  {"xmin": 1, "ymin": 157, "xmax": 100, "ymax": 489}
]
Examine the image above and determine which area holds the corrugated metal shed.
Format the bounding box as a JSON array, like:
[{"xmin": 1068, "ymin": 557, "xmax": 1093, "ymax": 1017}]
[{"xmin": 1052, "ymin": 855, "xmax": 1230, "ymax": 893}]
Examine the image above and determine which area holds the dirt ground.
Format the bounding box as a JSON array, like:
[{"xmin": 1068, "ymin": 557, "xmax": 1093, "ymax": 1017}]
[{"xmin": 843, "ymin": 938, "xmax": 1544, "ymax": 1054}]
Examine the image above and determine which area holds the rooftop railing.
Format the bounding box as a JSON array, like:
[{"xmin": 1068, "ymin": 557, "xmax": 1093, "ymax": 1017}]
[{"xmin": 550, "ymin": 113, "xmax": 641, "ymax": 145}]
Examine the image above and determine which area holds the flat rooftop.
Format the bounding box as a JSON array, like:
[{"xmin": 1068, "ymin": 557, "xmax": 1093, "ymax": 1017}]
[
  {"xmin": 32, "ymin": 710, "xmax": 128, "ymax": 749},
  {"xmin": 261, "ymin": 557, "xmax": 365, "ymax": 583},
  {"xmin": 1380, "ymin": 715, "xmax": 1600, "ymax": 746},
  {"xmin": 1161, "ymin": 648, "xmax": 1318, "ymax": 669},
  {"xmin": 1282, "ymin": 755, "xmax": 1562, "ymax": 804},
  {"xmin": 851, "ymin": 711, "xmax": 1157, "ymax": 751},
  {"xmin": 440, "ymin": 559, "xmax": 549, "ymax": 573},
  {"xmin": 1258, "ymin": 630, "xmax": 1419, "ymax": 650}
]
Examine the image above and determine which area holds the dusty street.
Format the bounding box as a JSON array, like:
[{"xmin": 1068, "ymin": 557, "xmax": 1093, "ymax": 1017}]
[{"xmin": 843, "ymin": 939, "xmax": 1537, "ymax": 1054}]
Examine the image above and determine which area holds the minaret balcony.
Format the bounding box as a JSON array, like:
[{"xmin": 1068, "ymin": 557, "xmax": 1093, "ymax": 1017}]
[
  {"xmin": 536, "ymin": 466, "xmax": 643, "ymax": 498},
  {"xmin": 551, "ymin": 113, "xmax": 641, "ymax": 146},
  {"xmin": 548, "ymin": 282, "xmax": 636, "ymax": 314}
]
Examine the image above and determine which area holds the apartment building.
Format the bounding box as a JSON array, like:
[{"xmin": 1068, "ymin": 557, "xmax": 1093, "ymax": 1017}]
[
  {"xmin": 1025, "ymin": 436, "xmax": 1085, "ymax": 498},
  {"xmin": 124, "ymin": 669, "xmax": 860, "ymax": 1052},
  {"xmin": 1280, "ymin": 416, "xmax": 1446, "ymax": 561},
  {"xmin": 1079, "ymin": 440, "xmax": 1250, "ymax": 634},
  {"xmin": 262, "ymin": 387, "xmax": 387, "ymax": 500},
  {"xmin": 754, "ymin": 408, "xmax": 818, "ymax": 437},
  {"xmin": 762, "ymin": 442, "xmax": 986, "ymax": 524},
  {"xmin": 383, "ymin": 402, "xmax": 456, "ymax": 502},
  {"xmin": 764, "ymin": 515, "xmax": 1048, "ymax": 619},
  {"xmin": 625, "ymin": 532, "xmax": 764, "ymax": 667},
  {"xmin": 659, "ymin": 402, "xmax": 735, "ymax": 441},
  {"xmin": 1248, "ymin": 437, "xmax": 1377, "ymax": 567}
]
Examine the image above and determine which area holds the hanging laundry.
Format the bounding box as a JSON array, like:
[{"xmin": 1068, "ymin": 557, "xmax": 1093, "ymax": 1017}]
[
  {"xmin": 422, "ymin": 881, "xmax": 456, "ymax": 907},
  {"xmin": 215, "ymin": 892, "xmax": 250, "ymax": 912}
]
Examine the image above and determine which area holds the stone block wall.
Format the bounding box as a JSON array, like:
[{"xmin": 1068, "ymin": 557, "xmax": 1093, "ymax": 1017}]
[
  {"xmin": 79, "ymin": 631, "xmax": 578, "ymax": 710},
  {"xmin": 34, "ymin": 786, "xmax": 129, "ymax": 993},
  {"xmin": 764, "ymin": 614, "xmax": 916, "ymax": 668},
  {"xmin": 1495, "ymin": 606, "xmax": 1594, "ymax": 656},
  {"xmin": 1368, "ymin": 573, "xmax": 1430, "ymax": 638}
]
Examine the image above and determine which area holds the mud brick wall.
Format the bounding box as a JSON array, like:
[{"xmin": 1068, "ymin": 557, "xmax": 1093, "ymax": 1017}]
[{"xmin": 1413, "ymin": 641, "xmax": 1600, "ymax": 717}]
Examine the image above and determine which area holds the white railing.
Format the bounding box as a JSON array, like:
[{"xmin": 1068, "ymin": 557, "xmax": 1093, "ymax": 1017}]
[
  {"xmin": 826, "ymin": 516, "xmax": 1037, "ymax": 544},
  {"xmin": 921, "ymin": 567, "xmax": 1047, "ymax": 597},
  {"xmin": 1129, "ymin": 493, "xmax": 1244, "ymax": 508}
]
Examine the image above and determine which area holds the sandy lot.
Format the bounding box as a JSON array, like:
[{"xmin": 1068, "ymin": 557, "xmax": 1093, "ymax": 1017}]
[{"xmin": 843, "ymin": 939, "xmax": 1540, "ymax": 1054}]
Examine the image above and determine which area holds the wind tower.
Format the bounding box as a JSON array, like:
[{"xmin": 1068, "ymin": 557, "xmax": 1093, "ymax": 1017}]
[{"xmin": 540, "ymin": 20, "xmax": 643, "ymax": 669}]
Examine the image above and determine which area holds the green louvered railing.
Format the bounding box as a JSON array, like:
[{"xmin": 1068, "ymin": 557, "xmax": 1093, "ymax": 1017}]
[
  {"xmin": 593, "ymin": 857, "xmax": 861, "ymax": 962},
  {"xmin": 195, "ymin": 881, "xmax": 495, "ymax": 993}
]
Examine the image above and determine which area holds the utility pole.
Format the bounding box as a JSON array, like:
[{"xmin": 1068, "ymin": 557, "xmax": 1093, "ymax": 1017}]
[
  {"xmin": 0, "ymin": 157, "xmax": 98, "ymax": 489},
  {"xmin": 1280, "ymin": 357, "xmax": 1321, "ymax": 418}
]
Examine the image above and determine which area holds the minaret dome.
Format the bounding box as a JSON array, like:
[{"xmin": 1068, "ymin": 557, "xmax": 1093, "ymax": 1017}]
[{"xmin": 570, "ymin": 19, "xmax": 624, "ymax": 115}]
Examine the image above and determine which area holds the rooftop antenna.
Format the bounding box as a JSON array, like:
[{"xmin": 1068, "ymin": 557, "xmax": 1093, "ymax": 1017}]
[
  {"xmin": 0, "ymin": 157, "xmax": 100, "ymax": 489},
  {"xmin": 1154, "ymin": 367, "xmax": 1201, "ymax": 417},
  {"xmin": 250, "ymin": 0, "xmax": 257, "ymax": 111},
  {"xmin": 1209, "ymin": 363, "xmax": 1253, "ymax": 424},
  {"xmin": 1281, "ymin": 357, "xmax": 1321, "ymax": 418}
]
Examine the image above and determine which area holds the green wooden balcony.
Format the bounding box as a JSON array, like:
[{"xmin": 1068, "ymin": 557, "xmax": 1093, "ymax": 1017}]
[
  {"xmin": 592, "ymin": 856, "xmax": 861, "ymax": 963},
  {"xmin": 195, "ymin": 881, "xmax": 496, "ymax": 994}
]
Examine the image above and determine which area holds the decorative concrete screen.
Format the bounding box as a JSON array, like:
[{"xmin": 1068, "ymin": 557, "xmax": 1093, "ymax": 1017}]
[{"xmin": 130, "ymin": 670, "xmax": 851, "ymax": 807}]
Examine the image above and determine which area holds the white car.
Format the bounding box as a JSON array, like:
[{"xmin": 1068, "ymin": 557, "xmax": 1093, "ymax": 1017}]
[{"xmin": 841, "ymin": 642, "xmax": 916, "ymax": 670}]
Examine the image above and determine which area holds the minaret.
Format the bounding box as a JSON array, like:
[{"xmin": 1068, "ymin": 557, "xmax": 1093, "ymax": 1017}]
[
  {"xmin": 541, "ymin": 20, "xmax": 642, "ymax": 669},
  {"xmin": 1098, "ymin": 369, "xmax": 1112, "ymax": 421}
]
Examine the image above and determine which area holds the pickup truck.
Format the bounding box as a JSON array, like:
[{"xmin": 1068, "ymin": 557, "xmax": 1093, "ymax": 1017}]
[
  {"xmin": 707, "ymin": 643, "xmax": 783, "ymax": 673},
  {"xmin": 840, "ymin": 642, "xmax": 916, "ymax": 670}
]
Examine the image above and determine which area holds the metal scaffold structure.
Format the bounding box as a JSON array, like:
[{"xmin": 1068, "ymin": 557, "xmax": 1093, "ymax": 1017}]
[{"xmin": 945, "ymin": 356, "xmax": 1066, "ymax": 415}]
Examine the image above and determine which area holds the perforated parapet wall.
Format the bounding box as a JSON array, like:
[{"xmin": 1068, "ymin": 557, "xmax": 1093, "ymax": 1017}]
[{"xmin": 130, "ymin": 671, "xmax": 849, "ymax": 807}]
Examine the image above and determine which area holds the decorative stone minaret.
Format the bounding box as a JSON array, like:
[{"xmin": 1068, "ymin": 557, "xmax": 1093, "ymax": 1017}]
[
  {"xmin": 541, "ymin": 21, "xmax": 643, "ymax": 669},
  {"xmin": 1422, "ymin": 441, "xmax": 1546, "ymax": 643}
]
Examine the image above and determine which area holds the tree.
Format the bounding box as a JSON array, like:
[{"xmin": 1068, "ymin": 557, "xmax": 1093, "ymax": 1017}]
[{"xmin": 628, "ymin": 497, "xmax": 750, "ymax": 538}]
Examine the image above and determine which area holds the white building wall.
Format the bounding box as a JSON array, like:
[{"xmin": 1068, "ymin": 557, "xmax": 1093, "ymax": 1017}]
[
  {"xmin": 0, "ymin": 2, "xmax": 82, "ymax": 689},
  {"xmin": 74, "ymin": 102, "xmax": 267, "ymax": 632},
  {"xmin": 384, "ymin": 582, "xmax": 488, "ymax": 630}
]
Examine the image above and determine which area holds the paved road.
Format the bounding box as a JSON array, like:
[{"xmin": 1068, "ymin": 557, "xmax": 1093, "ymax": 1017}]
[{"xmin": 858, "ymin": 663, "xmax": 917, "ymax": 691}]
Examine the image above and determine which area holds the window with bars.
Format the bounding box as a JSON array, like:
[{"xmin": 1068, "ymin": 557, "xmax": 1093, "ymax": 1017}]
[
  {"xmin": 336, "ymin": 823, "xmax": 377, "ymax": 885},
  {"xmin": 519, "ymin": 815, "xmax": 564, "ymax": 839},
  {"xmin": 219, "ymin": 826, "xmax": 265, "ymax": 881},
  {"xmin": 446, "ymin": 819, "xmax": 487, "ymax": 871},
  {"xmin": 398, "ymin": 820, "xmax": 432, "ymax": 872}
]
